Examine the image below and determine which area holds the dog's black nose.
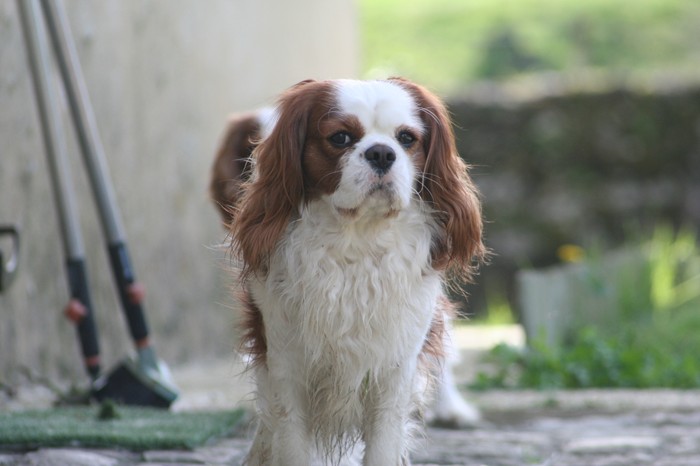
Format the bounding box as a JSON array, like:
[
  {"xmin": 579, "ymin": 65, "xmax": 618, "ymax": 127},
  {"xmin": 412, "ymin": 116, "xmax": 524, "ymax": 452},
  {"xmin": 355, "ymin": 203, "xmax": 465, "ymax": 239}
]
[{"xmin": 364, "ymin": 144, "xmax": 396, "ymax": 174}]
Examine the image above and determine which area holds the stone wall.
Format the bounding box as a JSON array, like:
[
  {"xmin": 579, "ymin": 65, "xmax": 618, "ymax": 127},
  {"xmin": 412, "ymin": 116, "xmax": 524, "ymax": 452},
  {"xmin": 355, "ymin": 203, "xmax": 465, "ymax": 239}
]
[
  {"xmin": 448, "ymin": 73, "xmax": 700, "ymax": 315},
  {"xmin": 0, "ymin": 0, "xmax": 357, "ymax": 382}
]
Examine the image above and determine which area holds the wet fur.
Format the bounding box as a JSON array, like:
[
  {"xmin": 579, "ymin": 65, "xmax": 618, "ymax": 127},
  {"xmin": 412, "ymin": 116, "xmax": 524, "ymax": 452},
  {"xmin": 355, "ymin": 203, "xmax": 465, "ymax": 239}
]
[{"xmin": 210, "ymin": 78, "xmax": 485, "ymax": 465}]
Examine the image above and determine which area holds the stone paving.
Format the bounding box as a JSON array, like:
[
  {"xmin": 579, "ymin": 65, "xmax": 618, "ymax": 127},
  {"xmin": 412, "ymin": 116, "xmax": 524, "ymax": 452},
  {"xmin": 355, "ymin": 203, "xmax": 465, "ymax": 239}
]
[
  {"xmin": 3, "ymin": 391, "xmax": 700, "ymax": 465},
  {"xmin": 2, "ymin": 327, "xmax": 700, "ymax": 465}
]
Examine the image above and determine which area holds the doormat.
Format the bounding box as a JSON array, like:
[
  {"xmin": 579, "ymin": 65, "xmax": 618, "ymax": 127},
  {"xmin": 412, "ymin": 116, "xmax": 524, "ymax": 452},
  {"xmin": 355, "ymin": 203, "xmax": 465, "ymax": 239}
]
[{"xmin": 0, "ymin": 405, "xmax": 246, "ymax": 451}]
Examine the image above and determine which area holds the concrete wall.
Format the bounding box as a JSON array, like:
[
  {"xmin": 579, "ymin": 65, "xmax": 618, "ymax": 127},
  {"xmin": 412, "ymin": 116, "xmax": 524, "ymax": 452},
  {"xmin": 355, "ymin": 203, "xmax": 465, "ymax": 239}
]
[{"xmin": 0, "ymin": 0, "xmax": 357, "ymax": 382}]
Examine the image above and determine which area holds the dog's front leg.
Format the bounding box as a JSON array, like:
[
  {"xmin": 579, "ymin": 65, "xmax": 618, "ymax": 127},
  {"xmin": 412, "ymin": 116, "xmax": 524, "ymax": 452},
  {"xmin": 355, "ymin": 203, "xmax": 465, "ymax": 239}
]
[
  {"xmin": 362, "ymin": 363, "xmax": 415, "ymax": 466},
  {"xmin": 270, "ymin": 406, "xmax": 311, "ymax": 466},
  {"xmin": 250, "ymin": 398, "xmax": 310, "ymax": 466},
  {"xmin": 263, "ymin": 361, "xmax": 313, "ymax": 466}
]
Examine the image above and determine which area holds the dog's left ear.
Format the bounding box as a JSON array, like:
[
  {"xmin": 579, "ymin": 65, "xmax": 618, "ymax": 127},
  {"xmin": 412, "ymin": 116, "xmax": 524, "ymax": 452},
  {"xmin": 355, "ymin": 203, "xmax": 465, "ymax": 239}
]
[
  {"xmin": 210, "ymin": 113, "xmax": 261, "ymax": 227},
  {"xmin": 390, "ymin": 77, "xmax": 486, "ymax": 280}
]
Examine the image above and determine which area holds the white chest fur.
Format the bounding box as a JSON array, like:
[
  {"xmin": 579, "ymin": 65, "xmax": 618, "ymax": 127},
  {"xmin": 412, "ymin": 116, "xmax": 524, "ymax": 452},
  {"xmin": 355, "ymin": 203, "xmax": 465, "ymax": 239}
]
[{"xmin": 250, "ymin": 199, "xmax": 442, "ymax": 376}]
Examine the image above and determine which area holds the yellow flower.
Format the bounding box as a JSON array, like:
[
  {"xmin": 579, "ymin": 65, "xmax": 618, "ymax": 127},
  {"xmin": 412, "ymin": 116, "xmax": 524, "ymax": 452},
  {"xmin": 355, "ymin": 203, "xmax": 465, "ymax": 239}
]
[{"xmin": 557, "ymin": 244, "xmax": 585, "ymax": 263}]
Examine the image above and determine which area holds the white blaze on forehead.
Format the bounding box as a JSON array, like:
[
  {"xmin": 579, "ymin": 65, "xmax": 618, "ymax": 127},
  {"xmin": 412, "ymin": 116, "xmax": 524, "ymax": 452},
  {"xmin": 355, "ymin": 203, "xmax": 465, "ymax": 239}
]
[{"xmin": 334, "ymin": 80, "xmax": 423, "ymax": 134}]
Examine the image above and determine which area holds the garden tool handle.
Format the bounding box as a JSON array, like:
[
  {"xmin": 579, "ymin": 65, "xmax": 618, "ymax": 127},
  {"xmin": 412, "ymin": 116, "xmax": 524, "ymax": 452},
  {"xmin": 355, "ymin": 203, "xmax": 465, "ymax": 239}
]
[
  {"xmin": 39, "ymin": 0, "xmax": 126, "ymax": 245},
  {"xmin": 40, "ymin": 0, "xmax": 152, "ymax": 348},
  {"xmin": 108, "ymin": 242, "xmax": 149, "ymax": 345},
  {"xmin": 17, "ymin": 0, "xmax": 101, "ymax": 378},
  {"xmin": 65, "ymin": 258, "xmax": 101, "ymax": 379}
]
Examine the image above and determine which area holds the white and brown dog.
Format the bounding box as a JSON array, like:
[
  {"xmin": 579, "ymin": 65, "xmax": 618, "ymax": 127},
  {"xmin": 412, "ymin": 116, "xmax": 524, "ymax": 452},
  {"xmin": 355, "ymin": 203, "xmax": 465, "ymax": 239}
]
[{"xmin": 210, "ymin": 78, "xmax": 485, "ymax": 466}]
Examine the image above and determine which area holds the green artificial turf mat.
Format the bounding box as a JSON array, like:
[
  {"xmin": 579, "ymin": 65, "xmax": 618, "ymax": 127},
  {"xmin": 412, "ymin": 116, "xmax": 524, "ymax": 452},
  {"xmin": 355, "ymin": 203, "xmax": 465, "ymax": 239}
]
[{"xmin": 0, "ymin": 405, "xmax": 246, "ymax": 451}]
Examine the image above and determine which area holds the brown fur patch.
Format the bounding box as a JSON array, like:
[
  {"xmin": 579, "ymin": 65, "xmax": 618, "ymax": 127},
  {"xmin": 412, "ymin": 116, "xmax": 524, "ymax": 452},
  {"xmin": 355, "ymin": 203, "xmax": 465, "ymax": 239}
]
[
  {"xmin": 303, "ymin": 114, "xmax": 365, "ymax": 199},
  {"xmin": 389, "ymin": 77, "xmax": 488, "ymax": 283},
  {"xmin": 236, "ymin": 288, "xmax": 267, "ymax": 368},
  {"xmin": 420, "ymin": 296, "xmax": 455, "ymax": 365},
  {"xmin": 418, "ymin": 296, "xmax": 457, "ymax": 402},
  {"xmin": 232, "ymin": 80, "xmax": 339, "ymax": 277},
  {"xmin": 210, "ymin": 113, "xmax": 261, "ymax": 226}
]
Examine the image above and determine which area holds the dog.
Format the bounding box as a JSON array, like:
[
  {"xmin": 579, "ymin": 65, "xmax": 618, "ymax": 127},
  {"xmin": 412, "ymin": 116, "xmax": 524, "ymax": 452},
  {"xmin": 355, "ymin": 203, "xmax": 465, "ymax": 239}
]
[{"xmin": 210, "ymin": 78, "xmax": 485, "ymax": 465}]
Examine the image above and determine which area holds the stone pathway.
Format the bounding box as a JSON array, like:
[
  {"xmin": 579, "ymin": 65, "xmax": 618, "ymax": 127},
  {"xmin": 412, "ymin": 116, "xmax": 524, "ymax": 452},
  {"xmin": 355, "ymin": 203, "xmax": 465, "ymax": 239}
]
[
  {"xmin": 414, "ymin": 402, "xmax": 700, "ymax": 466},
  {"xmin": 3, "ymin": 391, "xmax": 700, "ymax": 465},
  {"xmin": 2, "ymin": 327, "xmax": 700, "ymax": 465}
]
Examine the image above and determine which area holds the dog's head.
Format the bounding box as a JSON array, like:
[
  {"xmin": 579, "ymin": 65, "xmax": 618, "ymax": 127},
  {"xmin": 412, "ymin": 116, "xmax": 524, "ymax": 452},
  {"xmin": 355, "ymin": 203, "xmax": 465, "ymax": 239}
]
[{"xmin": 232, "ymin": 78, "xmax": 485, "ymax": 279}]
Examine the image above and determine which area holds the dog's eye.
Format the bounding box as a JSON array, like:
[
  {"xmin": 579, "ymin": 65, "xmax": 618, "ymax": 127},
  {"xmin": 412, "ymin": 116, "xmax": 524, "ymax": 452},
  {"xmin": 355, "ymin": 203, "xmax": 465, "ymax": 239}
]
[
  {"xmin": 397, "ymin": 130, "xmax": 416, "ymax": 147},
  {"xmin": 329, "ymin": 131, "xmax": 353, "ymax": 148}
]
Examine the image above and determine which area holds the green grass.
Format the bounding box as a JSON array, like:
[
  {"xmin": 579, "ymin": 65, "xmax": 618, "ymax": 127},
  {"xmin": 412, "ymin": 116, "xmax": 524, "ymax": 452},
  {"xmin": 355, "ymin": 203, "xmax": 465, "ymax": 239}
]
[
  {"xmin": 0, "ymin": 405, "xmax": 246, "ymax": 451},
  {"xmin": 360, "ymin": 0, "xmax": 700, "ymax": 93}
]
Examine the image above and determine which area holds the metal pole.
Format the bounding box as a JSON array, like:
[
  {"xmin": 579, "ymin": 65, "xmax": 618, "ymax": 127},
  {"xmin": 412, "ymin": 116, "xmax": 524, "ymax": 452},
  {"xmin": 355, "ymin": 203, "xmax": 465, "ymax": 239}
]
[
  {"xmin": 38, "ymin": 0, "xmax": 127, "ymax": 244},
  {"xmin": 40, "ymin": 0, "xmax": 151, "ymax": 351},
  {"xmin": 18, "ymin": 0, "xmax": 84, "ymax": 260},
  {"xmin": 17, "ymin": 0, "xmax": 100, "ymax": 380}
]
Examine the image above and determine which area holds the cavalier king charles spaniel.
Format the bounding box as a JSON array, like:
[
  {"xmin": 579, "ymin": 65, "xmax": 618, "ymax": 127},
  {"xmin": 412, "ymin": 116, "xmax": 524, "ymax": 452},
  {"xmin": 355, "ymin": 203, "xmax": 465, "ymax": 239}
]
[{"xmin": 210, "ymin": 78, "xmax": 485, "ymax": 466}]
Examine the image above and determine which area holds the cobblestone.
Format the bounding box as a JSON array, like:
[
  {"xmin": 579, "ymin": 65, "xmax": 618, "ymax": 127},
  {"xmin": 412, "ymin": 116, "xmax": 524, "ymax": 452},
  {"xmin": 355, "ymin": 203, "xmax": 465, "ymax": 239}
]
[
  {"xmin": 2, "ymin": 328, "xmax": 700, "ymax": 465},
  {"xmin": 2, "ymin": 395, "xmax": 700, "ymax": 465}
]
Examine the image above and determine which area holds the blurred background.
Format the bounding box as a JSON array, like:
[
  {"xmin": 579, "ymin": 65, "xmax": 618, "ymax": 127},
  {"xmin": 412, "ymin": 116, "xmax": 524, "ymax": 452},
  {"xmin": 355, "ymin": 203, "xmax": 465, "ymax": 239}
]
[{"xmin": 1, "ymin": 0, "xmax": 699, "ymax": 392}]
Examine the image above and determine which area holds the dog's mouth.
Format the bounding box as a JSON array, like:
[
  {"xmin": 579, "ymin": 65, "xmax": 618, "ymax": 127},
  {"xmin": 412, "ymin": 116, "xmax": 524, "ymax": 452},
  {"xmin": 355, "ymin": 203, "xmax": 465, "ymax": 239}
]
[
  {"xmin": 335, "ymin": 182, "xmax": 401, "ymax": 219},
  {"xmin": 367, "ymin": 181, "xmax": 394, "ymax": 197}
]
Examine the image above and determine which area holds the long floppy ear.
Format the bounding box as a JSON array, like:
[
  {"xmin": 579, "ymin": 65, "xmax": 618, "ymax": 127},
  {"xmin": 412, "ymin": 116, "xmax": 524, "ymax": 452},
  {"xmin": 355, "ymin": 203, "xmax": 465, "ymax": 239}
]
[
  {"xmin": 231, "ymin": 80, "xmax": 322, "ymax": 277},
  {"xmin": 209, "ymin": 113, "xmax": 261, "ymax": 227},
  {"xmin": 390, "ymin": 77, "xmax": 487, "ymax": 280}
]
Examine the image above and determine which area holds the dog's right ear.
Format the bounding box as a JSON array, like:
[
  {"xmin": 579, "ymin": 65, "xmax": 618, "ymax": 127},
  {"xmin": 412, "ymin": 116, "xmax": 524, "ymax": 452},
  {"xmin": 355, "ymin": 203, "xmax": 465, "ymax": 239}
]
[
  {"xmin": 209, "ymin": 113, "xmax": 261, "ymax": 226},
  {"xmin": 232, "ymin": 80, "xmax": 331, "ymax": 277}
]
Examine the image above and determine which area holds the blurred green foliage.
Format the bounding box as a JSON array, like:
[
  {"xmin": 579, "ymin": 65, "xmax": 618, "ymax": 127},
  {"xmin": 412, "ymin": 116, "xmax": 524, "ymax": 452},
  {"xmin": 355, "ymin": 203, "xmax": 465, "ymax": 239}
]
[
  {"xmin": 360, "ymin": 0, "xmax": 700, "ymax": 92},
  {"xmin": 471, "ymin": 227, "xmax": 700, "ymax": 389}
]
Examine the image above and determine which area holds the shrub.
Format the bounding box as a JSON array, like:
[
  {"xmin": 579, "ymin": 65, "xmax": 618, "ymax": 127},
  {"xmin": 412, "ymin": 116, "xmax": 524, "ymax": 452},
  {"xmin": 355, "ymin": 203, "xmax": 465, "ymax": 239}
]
[{"xmin": 472, "ymin": 227, "xmax": 700, "ymax": 389}]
